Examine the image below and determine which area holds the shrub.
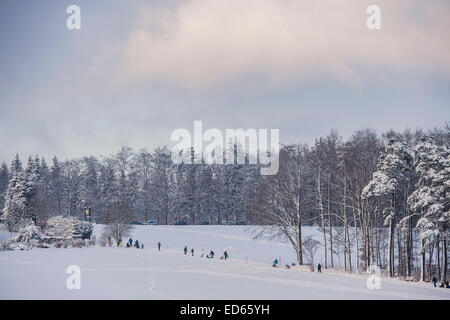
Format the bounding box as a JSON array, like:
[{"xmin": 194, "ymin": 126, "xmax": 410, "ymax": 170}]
[{"xmin": 45, "ymin": 216, "xmax": 93, "ymax": 240}]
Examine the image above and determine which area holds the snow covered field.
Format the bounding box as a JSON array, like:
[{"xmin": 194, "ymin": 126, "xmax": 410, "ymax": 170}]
[{"xmin": 0, "ymin": 224, "xmax": 448, "ymax": 300}]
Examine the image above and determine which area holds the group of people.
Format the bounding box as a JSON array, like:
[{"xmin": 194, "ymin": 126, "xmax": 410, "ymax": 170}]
[
  {"xmin": 124, "ymin": 239, "xmax": 229, "ymax": 260},
  {"xmin": 272, "ymin": 259, "xmax": 322, "ymax": 274},
  {"xmin": 126, "ymin": 238, "xmax": 143, "ymax": 249},
  {"xmin": 432, "ymin": 276, "xmax": 450, "ymax": 288},
  {"xmin": 183, "ymin": 246, "xmax": 229, "ymax": 260}
]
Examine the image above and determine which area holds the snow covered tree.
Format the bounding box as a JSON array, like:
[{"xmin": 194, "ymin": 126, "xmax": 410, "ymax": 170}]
[
  {"xmin": 35, "ymin": 158, "xmax": 51, "ymax": 226},
  {"xmin": 362, "ymin": 140, "xmax": 413, "ymax": 276},
  {"xmin": 1, "ymin": 155, "xmax": 32, "ymax": 232},
  {"xmin": 149, "ymin": 147, "xmax": 172, "ymax": 224},
  {"xmin": 0, "ymin": 162, "xmax": 9, "ymax": 212},
  {"xmin": 24, "ymin": 156, "xmax": 40, "ymax": 224},
  {"xmin": 49, "ymin": 157, "xmax": 64, "ymax": 215},
  {"xmin": 63, "ymin": 159, "xmax": 83, "ymax": 217},
  {"xmin": 78, "ymin": 156, "xmax": 101, "ymax": 223},
  {"xmin": 134, "ymin": 148, "xmax": 153, "ymax": 222},
  {"xmin": 407, "ymin": 136, "xmax": 449, "ymax": 282}
]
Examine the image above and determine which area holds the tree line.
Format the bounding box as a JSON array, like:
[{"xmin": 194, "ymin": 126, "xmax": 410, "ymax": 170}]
[{"xmin": 0, "ymin": 125, "xmax": 448, "ymax": 282}]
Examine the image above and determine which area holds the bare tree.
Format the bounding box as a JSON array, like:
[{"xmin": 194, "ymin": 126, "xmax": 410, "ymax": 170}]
[
  {"xmin": 102, "ymin": 202, "xmax": 134, "ymax": 247},
  {"xmin": 252, "ymin": 145, "xmax": 313, "ymax": 265},
  {"xmin": 303, "ymin": 236, "xmax": 321, "ymax": 267}
]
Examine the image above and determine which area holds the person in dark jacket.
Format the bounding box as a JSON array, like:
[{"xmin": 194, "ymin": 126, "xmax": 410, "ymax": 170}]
[
  {"xmin": 432, "ymin": 276, "xmax": 437, "ymax": 287},
  {"xmin": 129, "ymin": 238, "xmax": 133, "ymax": 247},
  {"xmin": 184, "ymin": 246, "xmax": 188, "ymax": 255},
  {"xmin": 158, "ymin": 242, "xmax": 161, "ymax": 251},
  {"xmin": 317, "ymin": 263, "xmax": 322, "ymax": 273},
  {"xmin": 445, "ymin": 281, "xmax": 450, "ymax": 288},
  {"xmin": 224, "ymin": 250, "xmax": 229, "ymax": 260},
  {"xmin": 135, "ymin": 240, "xmax": 140, "ymax": 249},
  {"xmin": 141, "ymin": 243, "xmax": 144, "ymax": 249},
  {"xmin": 191, "ymin": 248, "xmax": 194, "ymax": 256}
]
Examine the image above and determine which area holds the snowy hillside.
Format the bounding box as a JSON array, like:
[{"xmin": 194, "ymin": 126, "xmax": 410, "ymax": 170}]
[{"xmin": 0, "ymin": 224, "xmax": 448, "ymax": 300}]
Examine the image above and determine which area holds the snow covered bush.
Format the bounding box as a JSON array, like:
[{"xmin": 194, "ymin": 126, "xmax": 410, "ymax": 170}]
[
  {"xmin": 44, "ymin": 216, "xmax": 93, "ymax": 240},
  {"xmin": 11, "ymin": 225, "xmax": 43, "ymax": 243}
]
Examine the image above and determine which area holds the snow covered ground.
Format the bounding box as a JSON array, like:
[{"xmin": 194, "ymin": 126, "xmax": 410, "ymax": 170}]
[{"xmin": 0, "ymin": 224, "xmax": 448, "ymax": 300}]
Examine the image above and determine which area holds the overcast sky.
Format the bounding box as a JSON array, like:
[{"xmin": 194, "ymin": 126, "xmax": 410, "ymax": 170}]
[{"xmin": 0, "ymin": 0, "xmax": 449, "ymax": 163}]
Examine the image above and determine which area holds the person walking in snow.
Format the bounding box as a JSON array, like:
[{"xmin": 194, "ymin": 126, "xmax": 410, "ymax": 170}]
[
  {"xmin": 184, "ymin": 246, "xmax": 188, "ymax": 255},
  {"xmin": 432, "ymin": 276, "xmax": 437, "ymax": 287},
  {"xmin": 141, "ymin": 243, "xmax": 144, "ymax": 249},
  {"xmin": 191, "ymin": 248, "xmax": 194, "ymax": 256},
  {"xmin": 224, "ymin": 250, "xmax": 229, "ymax": 260},
  {"xmin": 129, "ymin": 238, "xmax": 133, "ymax": 247},
  {"xmin": 317, "ymin": 263, "xmax": 322, "ymax": 273},
  {"xmin": 201, "ymin": 249, "xmax": 204, "ymax": 258},
  {"xmin": 135, "ymin": 240, "xmax": 140, "ymax": 249},
  {"xmin": 158, "ymin": 242, "xmax": 161, "ymax": 251}
]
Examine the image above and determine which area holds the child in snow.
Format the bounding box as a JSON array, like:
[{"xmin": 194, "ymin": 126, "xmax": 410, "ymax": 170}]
[
  {"xmin": 272, "ymin": 259, "xmax": 278, "ymax": 267},
  {"xmin": 184, "ymin": 246, "xmax": 188, "ymax": 255},
  {"xmin": 223, "ymin": 250, "xmax": 229, "ymax": 260}
]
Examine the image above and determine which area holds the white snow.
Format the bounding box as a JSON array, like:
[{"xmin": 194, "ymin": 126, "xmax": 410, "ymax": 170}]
[{"xmin": 0, "ymin": 224, "xmax": 448, "ymax": 300}]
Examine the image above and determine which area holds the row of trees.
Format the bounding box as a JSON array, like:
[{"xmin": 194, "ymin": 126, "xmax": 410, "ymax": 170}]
[
  {"xmin": 0, "ymin": 125, "xmax": 448, "ymax": 282},
  {"xmin": 252, "ymin": 126, "xmax": 448, "ymax": 283},
  {"xmin": 0, "ymin": 146, "xmax": 259, "ymax": 230}
]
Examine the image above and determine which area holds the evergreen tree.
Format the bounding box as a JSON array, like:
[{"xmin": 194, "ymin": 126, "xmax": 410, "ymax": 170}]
[
  {"xmin": 0, "ymin": 162, "xmax": 9, "ymax": 211},
  {"xmin": 407, "ymin": 136, "xmax": 449, "ymax": 282},
  {"xmin": 1, "ymin": 155, "xmax": 31, "ymax": 231}
]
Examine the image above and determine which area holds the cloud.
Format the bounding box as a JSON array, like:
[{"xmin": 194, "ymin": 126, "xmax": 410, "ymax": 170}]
[{"xmin": 122, "ymin": 0, "xmax": 450, "ymax": 88}]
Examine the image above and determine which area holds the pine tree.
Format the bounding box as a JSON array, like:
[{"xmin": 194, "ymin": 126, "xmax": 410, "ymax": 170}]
[
  {"xmin": 362, "ymin": 140, "xmax": 413, "ymax": 276},
  {"xmin": 1, "ymin": 155, "xmax": 31, "ymax": 231},
  {"xmin": 407, "ymin": 136, "xmax": 449, "ymax": 282},
  {"xmin": 49, "ymin": 157, "xmax": 64, "ymax": 215},
  {"xmin": 0, "ymin": 162, "xmax": 9, "ymax": 211}
]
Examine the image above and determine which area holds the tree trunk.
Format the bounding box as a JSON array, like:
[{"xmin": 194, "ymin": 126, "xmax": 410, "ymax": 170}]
[
  {"xmin": 405, "ymin": 218, "xmax": 412, "ymax": 277},
  {"xmin": 328, "ymin": 171, "xmax": 333, "ymax": 268},
  {"xmin": 297, "ymin": 194, "xmax": 303, "ymax": 265},
  {"xmin": 442, "ymin": 231, "xmax": 447, "ymax": 283},
  {"xmin": 317, "ymin": 169, "xmax": 328, "ymax": 268},
  {"xmin": 352, "ymin": 201, "xmax": 359, "ymax": 272},
  {"xmin": 421, "ymin": 239, "xmax": 426, "ymax": 281},
  {"xmin": 397, "ymin": 228, "xmax": 403, "ymax": 277},
  {"xmin": 389, "ymin": 219, "xmax": 394, "ymax": 278}
]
